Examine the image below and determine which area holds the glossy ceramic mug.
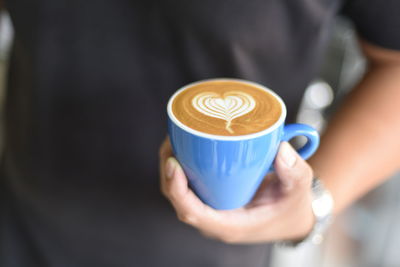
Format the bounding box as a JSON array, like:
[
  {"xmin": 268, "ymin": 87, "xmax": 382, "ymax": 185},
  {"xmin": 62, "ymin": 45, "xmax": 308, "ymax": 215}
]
[{"xmin": 167, "ymin": 79, "xmax": 319, "ymax": 210}]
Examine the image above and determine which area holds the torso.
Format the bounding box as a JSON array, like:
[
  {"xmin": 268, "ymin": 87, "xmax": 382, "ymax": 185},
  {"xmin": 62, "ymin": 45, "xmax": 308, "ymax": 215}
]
[{"xmin": 1, "ymin": 0, "xmax": 341, "ymax": 266}]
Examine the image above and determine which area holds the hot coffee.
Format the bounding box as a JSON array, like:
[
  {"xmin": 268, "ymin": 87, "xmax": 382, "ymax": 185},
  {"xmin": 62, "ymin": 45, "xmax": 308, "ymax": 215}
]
[{"xmin": 171, "ymin": 80, "xmax": 282, "ymax": 136}]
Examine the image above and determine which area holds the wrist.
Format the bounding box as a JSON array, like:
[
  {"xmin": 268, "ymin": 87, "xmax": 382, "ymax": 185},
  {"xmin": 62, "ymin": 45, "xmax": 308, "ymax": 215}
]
[
  {"xmin": 289, "ymin": 191, "xmax": 315, "ymax": 241},
  {"xmin": 299, "ymin": 193, "xmax": 316, "ymax": 239},
  {"xmin": 276, "ymin": 177, "xmax": 334, "ymax": 248}
]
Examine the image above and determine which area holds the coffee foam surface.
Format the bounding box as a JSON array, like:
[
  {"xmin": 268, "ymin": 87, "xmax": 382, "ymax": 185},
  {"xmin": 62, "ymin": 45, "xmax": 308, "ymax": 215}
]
[{"xmin": 172, "ymin": 80, "xmax": 282, "ymax": 136}]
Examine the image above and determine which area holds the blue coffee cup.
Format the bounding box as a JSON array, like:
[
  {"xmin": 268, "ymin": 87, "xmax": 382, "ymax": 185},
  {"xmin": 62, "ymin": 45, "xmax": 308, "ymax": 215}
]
[{"xmin": 167, "ymin": 78, "xmax": 319, "ymax": 210}]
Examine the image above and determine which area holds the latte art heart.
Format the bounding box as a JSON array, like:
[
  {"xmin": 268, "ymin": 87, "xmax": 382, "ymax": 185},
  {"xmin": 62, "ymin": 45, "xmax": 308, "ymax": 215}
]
[
  {"xmin": 172, "ymin": 80, "xmax": 282, "ymax": 136},
  {"xmin": 192, "ymin": 91, "xmax": 256, "ymax": 133}
]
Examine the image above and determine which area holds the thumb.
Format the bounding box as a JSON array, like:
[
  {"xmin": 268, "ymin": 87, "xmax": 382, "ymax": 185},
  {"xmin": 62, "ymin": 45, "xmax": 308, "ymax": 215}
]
[{"xmin": 274, "ymin": 142, "xmax": 313, "ymax": 192}]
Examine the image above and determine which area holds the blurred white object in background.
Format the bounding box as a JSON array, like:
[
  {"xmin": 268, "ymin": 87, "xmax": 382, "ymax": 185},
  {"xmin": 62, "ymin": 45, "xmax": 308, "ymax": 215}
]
[
  {"xmin": 304, "ymin": 81, "xmax": 334, "ymax": 110},
  {"xmin": 297, "ymin": 80, "xmax": 334, "ymax": 133},
  {"xmin": 0, "ymin": 11, "xmax": 13, "ymax": 151},
  {"xmin": 0, "ymin": 11, "xmax": 13, "ymax": 61}
]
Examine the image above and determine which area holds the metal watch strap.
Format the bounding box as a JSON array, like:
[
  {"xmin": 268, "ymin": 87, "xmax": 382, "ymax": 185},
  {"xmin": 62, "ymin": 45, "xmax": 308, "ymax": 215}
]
[{"xmin": 275, "ymin": 177, "xmax": 334, "ymax": 248}]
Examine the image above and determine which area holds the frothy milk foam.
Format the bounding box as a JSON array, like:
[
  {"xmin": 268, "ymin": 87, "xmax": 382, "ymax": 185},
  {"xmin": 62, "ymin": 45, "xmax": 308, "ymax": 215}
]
[
  {"xmin": 192, "ymin": 91, "xmax": 256, "ymax": 133},
  {"xmin": 171, "ymin": 80, "xmax": 282, "ymax": 136}
]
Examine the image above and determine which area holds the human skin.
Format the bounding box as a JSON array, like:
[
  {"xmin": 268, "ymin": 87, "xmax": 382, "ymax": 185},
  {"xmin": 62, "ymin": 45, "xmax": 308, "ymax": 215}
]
[
  {"xmin": 159, "ymin": 40, "xmax": 400, "ymax": 244},
  {"xmin": 308, "ymin": 41, "xmax": 400, "ymax": 214}
]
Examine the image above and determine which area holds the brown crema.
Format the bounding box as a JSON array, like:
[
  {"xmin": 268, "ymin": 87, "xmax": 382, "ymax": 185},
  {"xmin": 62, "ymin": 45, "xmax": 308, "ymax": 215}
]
[{"xmin": 172, "ymin": 80, "xmax": 282, "ymax": 136}]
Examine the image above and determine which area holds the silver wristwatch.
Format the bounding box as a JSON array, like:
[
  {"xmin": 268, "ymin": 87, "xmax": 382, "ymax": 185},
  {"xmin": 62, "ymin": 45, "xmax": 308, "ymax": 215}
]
[{"xmin": 276, "ymin": 177, "xmax": 334, "ymax": 248}]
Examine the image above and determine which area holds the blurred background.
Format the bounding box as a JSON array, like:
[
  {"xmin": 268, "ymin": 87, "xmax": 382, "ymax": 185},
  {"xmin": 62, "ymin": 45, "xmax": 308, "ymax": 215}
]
[
  {"xmin": 0, "ymin": 11, "xmax": 399, "ymax": 267},
  {"xmin": 271, "ymin": 16, "xmax": 400, "ymax": 267}
]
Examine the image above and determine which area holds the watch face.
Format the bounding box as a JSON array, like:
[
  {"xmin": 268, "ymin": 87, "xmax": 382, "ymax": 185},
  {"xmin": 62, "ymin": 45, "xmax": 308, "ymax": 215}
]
[
  {"xmin": 311, "ymin": 178, "xmax": 334, "ymax": 219},
  {"xmin": 275, "ymin": 178, "xmax": 334, "ymax": 248},
  {"xmin": 312, "ymin": 192, "xmax": 334, "ymax": 218}
]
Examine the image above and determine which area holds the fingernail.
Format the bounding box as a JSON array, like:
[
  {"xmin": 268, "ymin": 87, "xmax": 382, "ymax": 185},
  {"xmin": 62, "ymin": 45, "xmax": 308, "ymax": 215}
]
[
  {"xmin": 165, "ymin": 158, "xmax": 176, "ymax": 179},
  {"xmin": 280, "ymin": 142, "xmax": 297, "ymax": 168}
]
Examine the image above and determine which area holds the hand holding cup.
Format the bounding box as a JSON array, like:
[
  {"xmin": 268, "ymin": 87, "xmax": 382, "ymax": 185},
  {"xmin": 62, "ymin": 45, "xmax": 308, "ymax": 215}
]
[
  {"xmin": 159, "ymin": 138, "xmax": 315, "ymax": 243},
  {"xmin": 167, "ymin": 79, "xmax": 319, "ymax": 209}
]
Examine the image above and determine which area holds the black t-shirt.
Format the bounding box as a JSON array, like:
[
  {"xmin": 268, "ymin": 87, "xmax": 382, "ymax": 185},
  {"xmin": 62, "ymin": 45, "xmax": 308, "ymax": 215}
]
[{"xmin": 0, "ymin": 0, "xmax": 399, "ymax": 266}]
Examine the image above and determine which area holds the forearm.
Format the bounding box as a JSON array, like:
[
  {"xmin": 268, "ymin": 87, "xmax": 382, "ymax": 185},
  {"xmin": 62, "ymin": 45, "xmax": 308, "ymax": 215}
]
[{"xmin": 309, "ymin": 59, "xmax": 400, "ymax": 214}]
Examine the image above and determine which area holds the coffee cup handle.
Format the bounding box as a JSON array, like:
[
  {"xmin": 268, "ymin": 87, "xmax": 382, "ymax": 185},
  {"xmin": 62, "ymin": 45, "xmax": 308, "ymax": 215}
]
[{"xmin": 281, "ymin": 124, "xmax": 320, "ymax": 160}]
